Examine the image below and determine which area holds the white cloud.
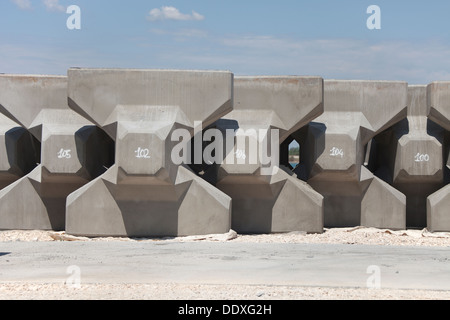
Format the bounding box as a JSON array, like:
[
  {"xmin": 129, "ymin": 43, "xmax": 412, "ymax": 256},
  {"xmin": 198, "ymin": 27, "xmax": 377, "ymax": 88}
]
[
  {"xmin": 43, "ymin": 0, "xmax": 65, "ymax": 12},
  {"xmin": 11, "ymin": 0, "xmax": 32, "ymax": 10},
  {"xmin": 147, "ymin": 6, "xmax": 205, "ymax": 21},
  {"xmin": 150, "ymin": 28, "xmax": 208, "ymax": 38}
]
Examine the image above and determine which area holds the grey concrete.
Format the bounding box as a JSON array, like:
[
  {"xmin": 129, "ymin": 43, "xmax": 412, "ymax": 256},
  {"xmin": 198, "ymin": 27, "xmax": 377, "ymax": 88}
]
[
  {"xmin": 66, "ymin": 68, "xmax": 233, "ymax": 237},
  {"xmin": 198, "ymin": 76, "xmax": 324, "ymax": 234},
  {"xmin": 1, "ymin": 241, "xmax": 450, "ymax": 291},
  {"xmin": 293, "ymin": 80, "xmax": 408, "ymax": 229},
  {"xmin": 426, "ymin": 82, "xmax": 450, "ymax": 231},
  {"xmin": 0, "ymin": 75, "xmax": 114, "ymax": 231},
  {"xmin": 0, "ymin": 114, "xmax": 39, "ymax": 190},
  {"xmin": 368, "ymin": 86, "xmax": 448, "ymax": 229}
]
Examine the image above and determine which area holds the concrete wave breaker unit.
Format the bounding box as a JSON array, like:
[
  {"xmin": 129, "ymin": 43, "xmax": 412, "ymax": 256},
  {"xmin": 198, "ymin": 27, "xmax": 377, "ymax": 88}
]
[
  {"xmin": 426, "ymin": 82, "xmax": 450, "ymax": 232},
  {"xmin": 0, "ymin": 75, "xmax": 114, "ymax": 231},
  {"xmin": 201, "ymin": 76, "xmax": 324, "ymax": 234},
  {"xmin": 368, "ymin": 85, "xmax": 449, "ymax": 229},
  {"xmin": 66, "ymin": 68, "xmax": 233, "ymax": 237},
  {"xmin": 293, "ymin": 80, "xmax": 408, "ymax": 230}
]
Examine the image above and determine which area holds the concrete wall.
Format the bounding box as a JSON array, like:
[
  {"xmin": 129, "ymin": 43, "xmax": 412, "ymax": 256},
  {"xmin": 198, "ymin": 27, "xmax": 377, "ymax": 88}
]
[{"xmin": 0, "ymin": 70, "xmax": 448, "ymax": 235}]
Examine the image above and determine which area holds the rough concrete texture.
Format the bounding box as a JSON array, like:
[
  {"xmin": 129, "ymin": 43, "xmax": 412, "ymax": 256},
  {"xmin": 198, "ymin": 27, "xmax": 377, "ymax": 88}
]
[
  {"xmin": 368, "ymin": 86, "xmax": 448, "ymax": 229},
  {"xmin": 197, "ymin": 76, "xmax": 324, "ymax": 234},
  {"xmin": 293, "ymin": 80, "xmax": 408, "ymax": 230},
  {"xmin": 66, "ymin": 68, "xmax": 233, "ymax": 237},
  {"xmin": 0, "ymin": 75, "xmax": 114, "ymax": 231},
  {"xmin": 425, "ymin": 82, "xmax": 450, "ymax": 232}
]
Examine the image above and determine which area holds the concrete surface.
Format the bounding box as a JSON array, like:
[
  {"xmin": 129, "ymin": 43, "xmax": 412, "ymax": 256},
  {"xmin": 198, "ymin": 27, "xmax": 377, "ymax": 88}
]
[
  {"xmin": 0, "ymin": 114, "xmax": 38, "ymax": 191},
  {"xmin": 1, "ymin": 241, "xmax": 450, "ymax": 291},
  {"xmin": 426, "ymin": 81, "xmax": 450, "ymax": 231},
  {"xmin": 66, "ymin": 68, "xmax": 233, "ymax": 237},
  {"xmin": 197, "ymin": 76, "xmax": 324, "ymax": 234},
  {"xmin": 0, "ymin": 75, "xmax": 114, "ymax": 231},
  {"xmin": 368, "ymin": 85, "xmax": 448, "ymax": 229},
  {"xmin": 293, "ymin": 80, "xmax": 408, "ymax": 230}
]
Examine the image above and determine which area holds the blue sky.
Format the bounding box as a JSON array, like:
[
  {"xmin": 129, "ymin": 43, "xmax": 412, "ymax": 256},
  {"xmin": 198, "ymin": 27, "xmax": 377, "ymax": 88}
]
[{"xmin": 1, "ymin": 0, "xmax": 450, "ymax": 84}]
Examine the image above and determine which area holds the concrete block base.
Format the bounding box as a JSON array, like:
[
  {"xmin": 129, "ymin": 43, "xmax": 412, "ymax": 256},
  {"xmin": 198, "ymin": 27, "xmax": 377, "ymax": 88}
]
[
  {"xmin": 66, "ymin": 165, "xmax": 232, "ymax": 237},
  {"xmin": 217, "ymin": 167, "xmax": 323, "ymax": 234},
  {"xmin": 362, "ymin": 175, "xmax": 406, "ymax": 230},
  {"xmin": 308, "ymin": 166, "xmax": 406, "ymax": 230},
  {"xmin": 0, "ymin": 165, "xmax": 89, "ymax": 231}
]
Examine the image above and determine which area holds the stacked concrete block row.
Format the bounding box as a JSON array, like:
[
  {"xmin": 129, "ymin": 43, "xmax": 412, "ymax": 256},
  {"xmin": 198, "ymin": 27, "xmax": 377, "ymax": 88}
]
[{"xmin": 0, "ymin": 70, "xmax": 448, "ymax": 237}]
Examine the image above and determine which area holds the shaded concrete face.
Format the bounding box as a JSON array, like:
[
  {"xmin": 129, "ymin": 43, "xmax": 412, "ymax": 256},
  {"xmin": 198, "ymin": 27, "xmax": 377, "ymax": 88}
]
[
  {"xmin": 0, "ymin": 119, "xmax": 40, "ymax": 190},
  {"xmin": 425, "ymin": 82, "xmax": 450, "ymax": 232},
  {"xmin": 196, "ymin": 76, "xmax": 325, "ymax": 234},
  {"xmin": 0, "ymin": 75, "xmax": 114, "ymax": 231},
  {"xmin": 66, "ymin": 69, "xmax": 233, "ymax": 237},
  {"xmin": 369, "ymin": 86, "xmax": 447, "ymax": 229},
  {"xmin": 293, "ymin": 80, "xmax": 408, "ymax": 229}
]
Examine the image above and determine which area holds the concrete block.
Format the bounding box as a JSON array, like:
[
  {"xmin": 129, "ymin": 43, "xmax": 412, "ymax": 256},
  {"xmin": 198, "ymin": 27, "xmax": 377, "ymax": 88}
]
[
  {"xmin": 66, "ymin": 68, "xmax": 233, "ymax": 237},
  {"xmin": 425, "ymin": 82, "xmax": 450, "ymax": 231},
  {"xmin": 200, "ymin": 76, "xmax": 324, "ymax": 234},
  {"xmin": 369, "ymin": 85, "xmax": 447, "ymax": 228},
  {"xmin": 294, "ymin": 80, "xmax": 408, "ymax": 229},
  {"xmin": 0, "ymin": 75, "xmax": 114, "ymax": 231}
]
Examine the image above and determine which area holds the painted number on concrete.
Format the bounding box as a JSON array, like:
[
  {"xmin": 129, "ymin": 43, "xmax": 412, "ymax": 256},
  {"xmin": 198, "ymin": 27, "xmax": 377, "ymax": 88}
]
[
  {"xmin": 57, "ymin": 149, "xmax": 72, "ymax": 159},
  {"xmin": 235, "ymin": 149, "xmax": 247, "ymax": 160},
  {"xmin": 135, "ymin": 147, "xmax": 151, "ymax": 159},
  {"xmin": 415, "ymin": 153, "xmax": 430, "ymax": 162},
  {"xmin": 330, "ymin": 147, "xmax": 344, "ymax": 158}
]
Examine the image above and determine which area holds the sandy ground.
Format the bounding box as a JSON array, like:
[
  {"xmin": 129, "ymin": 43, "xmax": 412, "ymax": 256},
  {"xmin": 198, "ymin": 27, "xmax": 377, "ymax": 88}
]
[
  {"xmin": 2, "ymin": 283, "xmax": 450, "ymax": 301},
  {"xmin": 2, "ymin": 226, "xmax": 450, "ymax": 246},
  {"xmin": 1, "ymin": 227, "xmax": 450, "ymax": 300}
]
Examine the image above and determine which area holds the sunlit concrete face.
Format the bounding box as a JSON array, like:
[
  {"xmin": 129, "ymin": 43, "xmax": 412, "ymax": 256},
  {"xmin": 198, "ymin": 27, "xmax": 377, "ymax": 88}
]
[
  {"xmin": 295, "ymin": 80, "xmax": 409, "ymax": 230},
  {"xmin": 66, "ymin": 68, "xmax": 233, "ymax": 237},
  {"xmin": 394, "ymin": 86, "xmax": 444, "ymax": 182}
]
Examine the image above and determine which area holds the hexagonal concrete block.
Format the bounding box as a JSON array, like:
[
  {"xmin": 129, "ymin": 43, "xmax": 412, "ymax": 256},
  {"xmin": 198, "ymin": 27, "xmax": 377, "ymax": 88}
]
[
  {"xmin": 369, "ymin": 85, "xmax": 448, "ymax": 229},
  {"xmin": 0, "ymin": 75, "xmax": 114, "ymax": 231},
  {"xmin": 294, "ymin": 80, "xmax": 408, "ymax": 228},
  {"xmin": 66, "ymin": 68, "xmax": 233, "ymax": 237},
  {"xmin": 200, "ymin": 76, "xmax": 325, "ymax": 234}
]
